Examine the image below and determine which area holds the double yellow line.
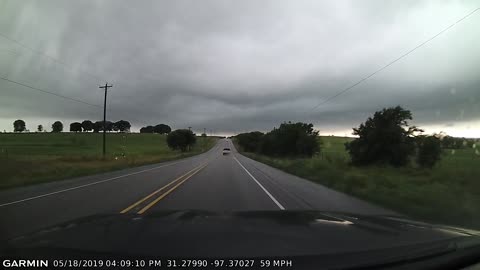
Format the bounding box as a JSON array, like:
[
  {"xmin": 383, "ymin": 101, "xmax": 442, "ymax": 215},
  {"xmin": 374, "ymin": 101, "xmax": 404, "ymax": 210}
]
[{"xmin": 120, "ymin": 162, "xmax": 209, "ymax": 214}]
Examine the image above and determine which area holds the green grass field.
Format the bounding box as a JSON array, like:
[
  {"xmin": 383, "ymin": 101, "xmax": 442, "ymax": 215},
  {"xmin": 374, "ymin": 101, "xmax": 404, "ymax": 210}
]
[
  {"xmin": 238, "ymin": 136, "xmax": 480, "ymax": 229},
  {"xmin": 0, "ymin": 133, "xmax": 217, "ymax": 189}
]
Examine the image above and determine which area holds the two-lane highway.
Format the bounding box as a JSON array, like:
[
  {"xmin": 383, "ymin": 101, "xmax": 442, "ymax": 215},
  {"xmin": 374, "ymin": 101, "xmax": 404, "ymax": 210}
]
[{"xmin": 0, "ymin": 139, "xmax": 397, "ymax": 242}]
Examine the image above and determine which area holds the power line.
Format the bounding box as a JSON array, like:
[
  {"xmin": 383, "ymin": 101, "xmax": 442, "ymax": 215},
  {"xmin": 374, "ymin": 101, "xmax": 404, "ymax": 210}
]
[
  {"xmin": 0, "ymin": 33, "xmax": 175, "ymax": 128},
  {"xmin": 308, "ymin": 7, "xmax": 480, "ymax": 113},
  {"xmin": 0, "ymin": 32, "xmax": 103, "ymax": 83},
  {"xmin": 0, "ymin": 34, "xmax": 153, "ymax": 127},
  {"xmin": 1, "ymin": 76, "xmax": 101, "ymax": 108},
  {"xmin": 0, "ymin": 49, "xmax": 21, "ymax": 56},
  {"xmin": 1, "ymin": 75, "xmax": 154, "ymax": 128}
]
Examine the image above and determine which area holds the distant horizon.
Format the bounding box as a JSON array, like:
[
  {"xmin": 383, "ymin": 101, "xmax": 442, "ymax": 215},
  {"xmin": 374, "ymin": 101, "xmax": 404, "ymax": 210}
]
[{"xmin": 2, "ymin": 119, "xmax": 479, "ymax": 139}]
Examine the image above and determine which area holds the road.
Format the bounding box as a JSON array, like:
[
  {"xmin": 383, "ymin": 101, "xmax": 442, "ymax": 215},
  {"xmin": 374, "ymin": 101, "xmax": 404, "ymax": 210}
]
[{"xmin": 0, "ymin": 139, "xmax": 397, "ymax": 242}]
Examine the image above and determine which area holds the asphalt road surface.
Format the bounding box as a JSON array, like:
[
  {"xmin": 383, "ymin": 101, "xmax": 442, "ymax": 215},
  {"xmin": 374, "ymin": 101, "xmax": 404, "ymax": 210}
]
[{"xmin": 0, "ymin": 139, "xmax": 397, "ymax": 242}]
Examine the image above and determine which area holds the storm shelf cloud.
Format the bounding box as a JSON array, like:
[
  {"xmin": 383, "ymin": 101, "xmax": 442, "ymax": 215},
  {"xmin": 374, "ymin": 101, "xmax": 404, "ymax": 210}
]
[{"xmin": 0, "ymin": 0, "xmax": 479, "ymax": 137}]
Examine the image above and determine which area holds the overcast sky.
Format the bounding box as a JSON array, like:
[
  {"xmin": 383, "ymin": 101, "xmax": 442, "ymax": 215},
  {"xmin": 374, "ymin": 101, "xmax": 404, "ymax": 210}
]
[{"xmin": 1, "ymin": 0, "xmax": 479, "ymax": 137}]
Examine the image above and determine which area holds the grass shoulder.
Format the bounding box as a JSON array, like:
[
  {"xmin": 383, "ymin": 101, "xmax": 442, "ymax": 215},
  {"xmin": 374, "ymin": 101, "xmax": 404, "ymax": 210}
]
[
  {"xmin": 0, "ymin": 133, "xmax": 217, "ymax": 190},
  {"xmin": 235, "ymin": 137, "xmax": 480, "ymax": 229}
]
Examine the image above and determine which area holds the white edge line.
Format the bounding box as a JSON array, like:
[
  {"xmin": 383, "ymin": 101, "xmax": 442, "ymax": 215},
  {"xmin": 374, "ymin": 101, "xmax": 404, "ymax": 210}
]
[
  {"xmin": 0, "ymin": 159, "xmax": 187, "ymax": 208},
  {"xmin": 233, "ymin": 156, "xmax": 285, "ymax": 210}
]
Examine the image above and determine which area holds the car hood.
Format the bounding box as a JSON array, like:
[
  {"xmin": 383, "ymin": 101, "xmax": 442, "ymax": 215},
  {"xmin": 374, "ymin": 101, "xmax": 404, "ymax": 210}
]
[{"xmin": 2, "ymin": 210, "xmax": 480, "ymax": 268}]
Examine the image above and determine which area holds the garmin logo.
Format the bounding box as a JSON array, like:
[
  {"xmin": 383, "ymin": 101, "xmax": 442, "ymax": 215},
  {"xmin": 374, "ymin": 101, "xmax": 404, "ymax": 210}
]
[{"xmin": 3, "ymin": 260, "xmax": 48, "ymax": 268}]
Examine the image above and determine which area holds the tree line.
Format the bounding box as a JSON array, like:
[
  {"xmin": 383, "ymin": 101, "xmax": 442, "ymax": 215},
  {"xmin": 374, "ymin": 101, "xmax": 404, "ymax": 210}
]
[
  {"xmin": 12, "ymin": 118, "xmax": 201, "ymax": 154},
  {"xmin": 139, "ymin": 124, "xmax": 171, "ymax": 134},
  {"xmin": 12, "ymin": 119, "xmax": 180, "ymax": 139},
  {"xmin": 235, "ymin": 122, "xmax": 319, "ymax": 157},
  {"xmin": 438, "ymin": 134, "xmax": 476, "ymax": 149},
  {"xmin": 235, "ymin": 106, "xmax": 462, "ymax": 168},
  {"xmin": 12, "ymin": 119, "xmax": 132, "ymax": 133}
]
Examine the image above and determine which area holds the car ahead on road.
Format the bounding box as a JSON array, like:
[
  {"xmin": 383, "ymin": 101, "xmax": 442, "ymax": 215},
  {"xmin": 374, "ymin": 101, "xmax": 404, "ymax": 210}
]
[
  {"xmin": 1, "ymin": 210, "xmax": 479, "ymax": 270},
  {"xmin": 222, "ymin": 147, "xmax": 231, "ymax": 155}
]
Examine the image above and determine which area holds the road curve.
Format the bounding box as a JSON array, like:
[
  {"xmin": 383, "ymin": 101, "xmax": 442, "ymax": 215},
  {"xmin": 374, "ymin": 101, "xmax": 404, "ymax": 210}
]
[{"xmin": 0, "ymin": 139, "xmax": 397, "ymax": 242}]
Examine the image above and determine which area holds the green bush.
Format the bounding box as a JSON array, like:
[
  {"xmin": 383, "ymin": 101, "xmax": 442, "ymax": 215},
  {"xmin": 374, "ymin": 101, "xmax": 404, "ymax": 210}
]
[
  {"xmin": 416, "ymin": 135, "xmax": 442, "ymax": 168},
  {"xmin": 261, "ymin": 122, "xmax": 319, "ymax": 157},
  {"xmin": 167, "ymin": 129, "xmax": 196, "ymax": 152},
  {"xmin": 236, "ymin": 131, "xmax": 264, "ymax": 152}
]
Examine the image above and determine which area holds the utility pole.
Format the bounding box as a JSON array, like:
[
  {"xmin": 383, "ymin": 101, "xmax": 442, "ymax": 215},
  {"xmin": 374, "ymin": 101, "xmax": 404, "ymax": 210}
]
[{"xmin": 99, "ymin": 83, "xmax": 113, "ymax": 158}]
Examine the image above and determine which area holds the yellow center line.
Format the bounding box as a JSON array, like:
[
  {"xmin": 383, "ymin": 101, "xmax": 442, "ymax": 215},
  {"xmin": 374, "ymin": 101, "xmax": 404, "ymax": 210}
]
[
  {"xmin": 119, "ymin": 163, "xmax": 207, "ymax": 214},
  {"xmin": 137, "ymin": 162, "xmax": 209, "ymax": 214}
]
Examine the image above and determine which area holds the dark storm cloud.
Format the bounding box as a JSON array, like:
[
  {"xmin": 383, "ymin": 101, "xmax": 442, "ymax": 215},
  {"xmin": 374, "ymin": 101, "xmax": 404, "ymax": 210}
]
[{"xmin": 1, "ymin": 0, "xmax": 479, "ymax": 136}]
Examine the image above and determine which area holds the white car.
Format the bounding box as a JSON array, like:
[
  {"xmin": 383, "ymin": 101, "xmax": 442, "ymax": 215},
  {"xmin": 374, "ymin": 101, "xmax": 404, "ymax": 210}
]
[{"xmin": 222, "ymin": 148, "xmax": 231, "ymax": 155}]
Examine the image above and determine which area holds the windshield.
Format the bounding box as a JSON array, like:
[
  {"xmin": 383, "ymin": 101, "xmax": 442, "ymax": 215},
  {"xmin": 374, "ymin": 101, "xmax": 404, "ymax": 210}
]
[{"xmin": 1, "ymin": 1, "xmax": 479, "ymax": 269}]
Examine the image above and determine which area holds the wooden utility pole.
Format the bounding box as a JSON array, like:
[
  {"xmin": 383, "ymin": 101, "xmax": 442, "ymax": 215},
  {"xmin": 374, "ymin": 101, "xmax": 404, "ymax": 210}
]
[{"xmin": 99, "ymin": 83, "xmax": 113, "ymax": 158}]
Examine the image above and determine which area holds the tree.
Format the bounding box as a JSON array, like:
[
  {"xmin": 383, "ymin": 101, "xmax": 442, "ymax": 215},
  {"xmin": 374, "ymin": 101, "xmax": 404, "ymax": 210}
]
[
  {"xmin": 260, "ymin": 122, "xmax": 319, "ymax": 157},
  {"xmin": 93, "ymin": 121, "xmax": 113, "ymax": 132},
  {"xmin": 37, "ymin": 125, "xmax": 43, "ymax": 132},
  {"xmin": 112, "ymin": 122, "xmax": 119, "ymax": 132},
  {"xmin": 81, "ymin": 120, "xmax": 94, "ymax": 132},
  {"xmin": 154, "ymin": 124, "xmax": 172, "ymax": 134},
  {"xmin": 13, "ymin": 119, "xmax": 26, "ymax": 132},
  {"xmin": 52, "ymin": 121, "xmax": 63, "ymax": 133},
  {"xmin": 345, "ymin": 106, "xmax": 422, "ymax": 167},
  {"xmin": 167, "ymin": 129, "xmax": 196, "ymax": 152},
  {"xmin": 70, "ymin": 122, "xmax": 82, "ymax": 132},
  {"xmin": 236, "ymin": 131, "xmax": 264, "ymax": 152},
  {"xmin": 105, "ymin": 121, "xmax": 114, "ymax": 132},
  {"xmin": 115, "ymin": 120, "xmax": 131, "ymax": 133},
  {"xmin": 140, "ymin": 126, "xmax": 154, "ymax": 133},
  {"xmin": 163, "ymin": 124, "xmax": 172, "ymax": 134},
  {"xmin": 416, "ymin": 135, "xmax": 442, "ymax": 168},
  {"xmin": 93, "ymin": 121, "xmax": 103, "ymax": 133},
  {"xmin": 441, "ymin": 136, "xmax": 468, "ymax": 149}
]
